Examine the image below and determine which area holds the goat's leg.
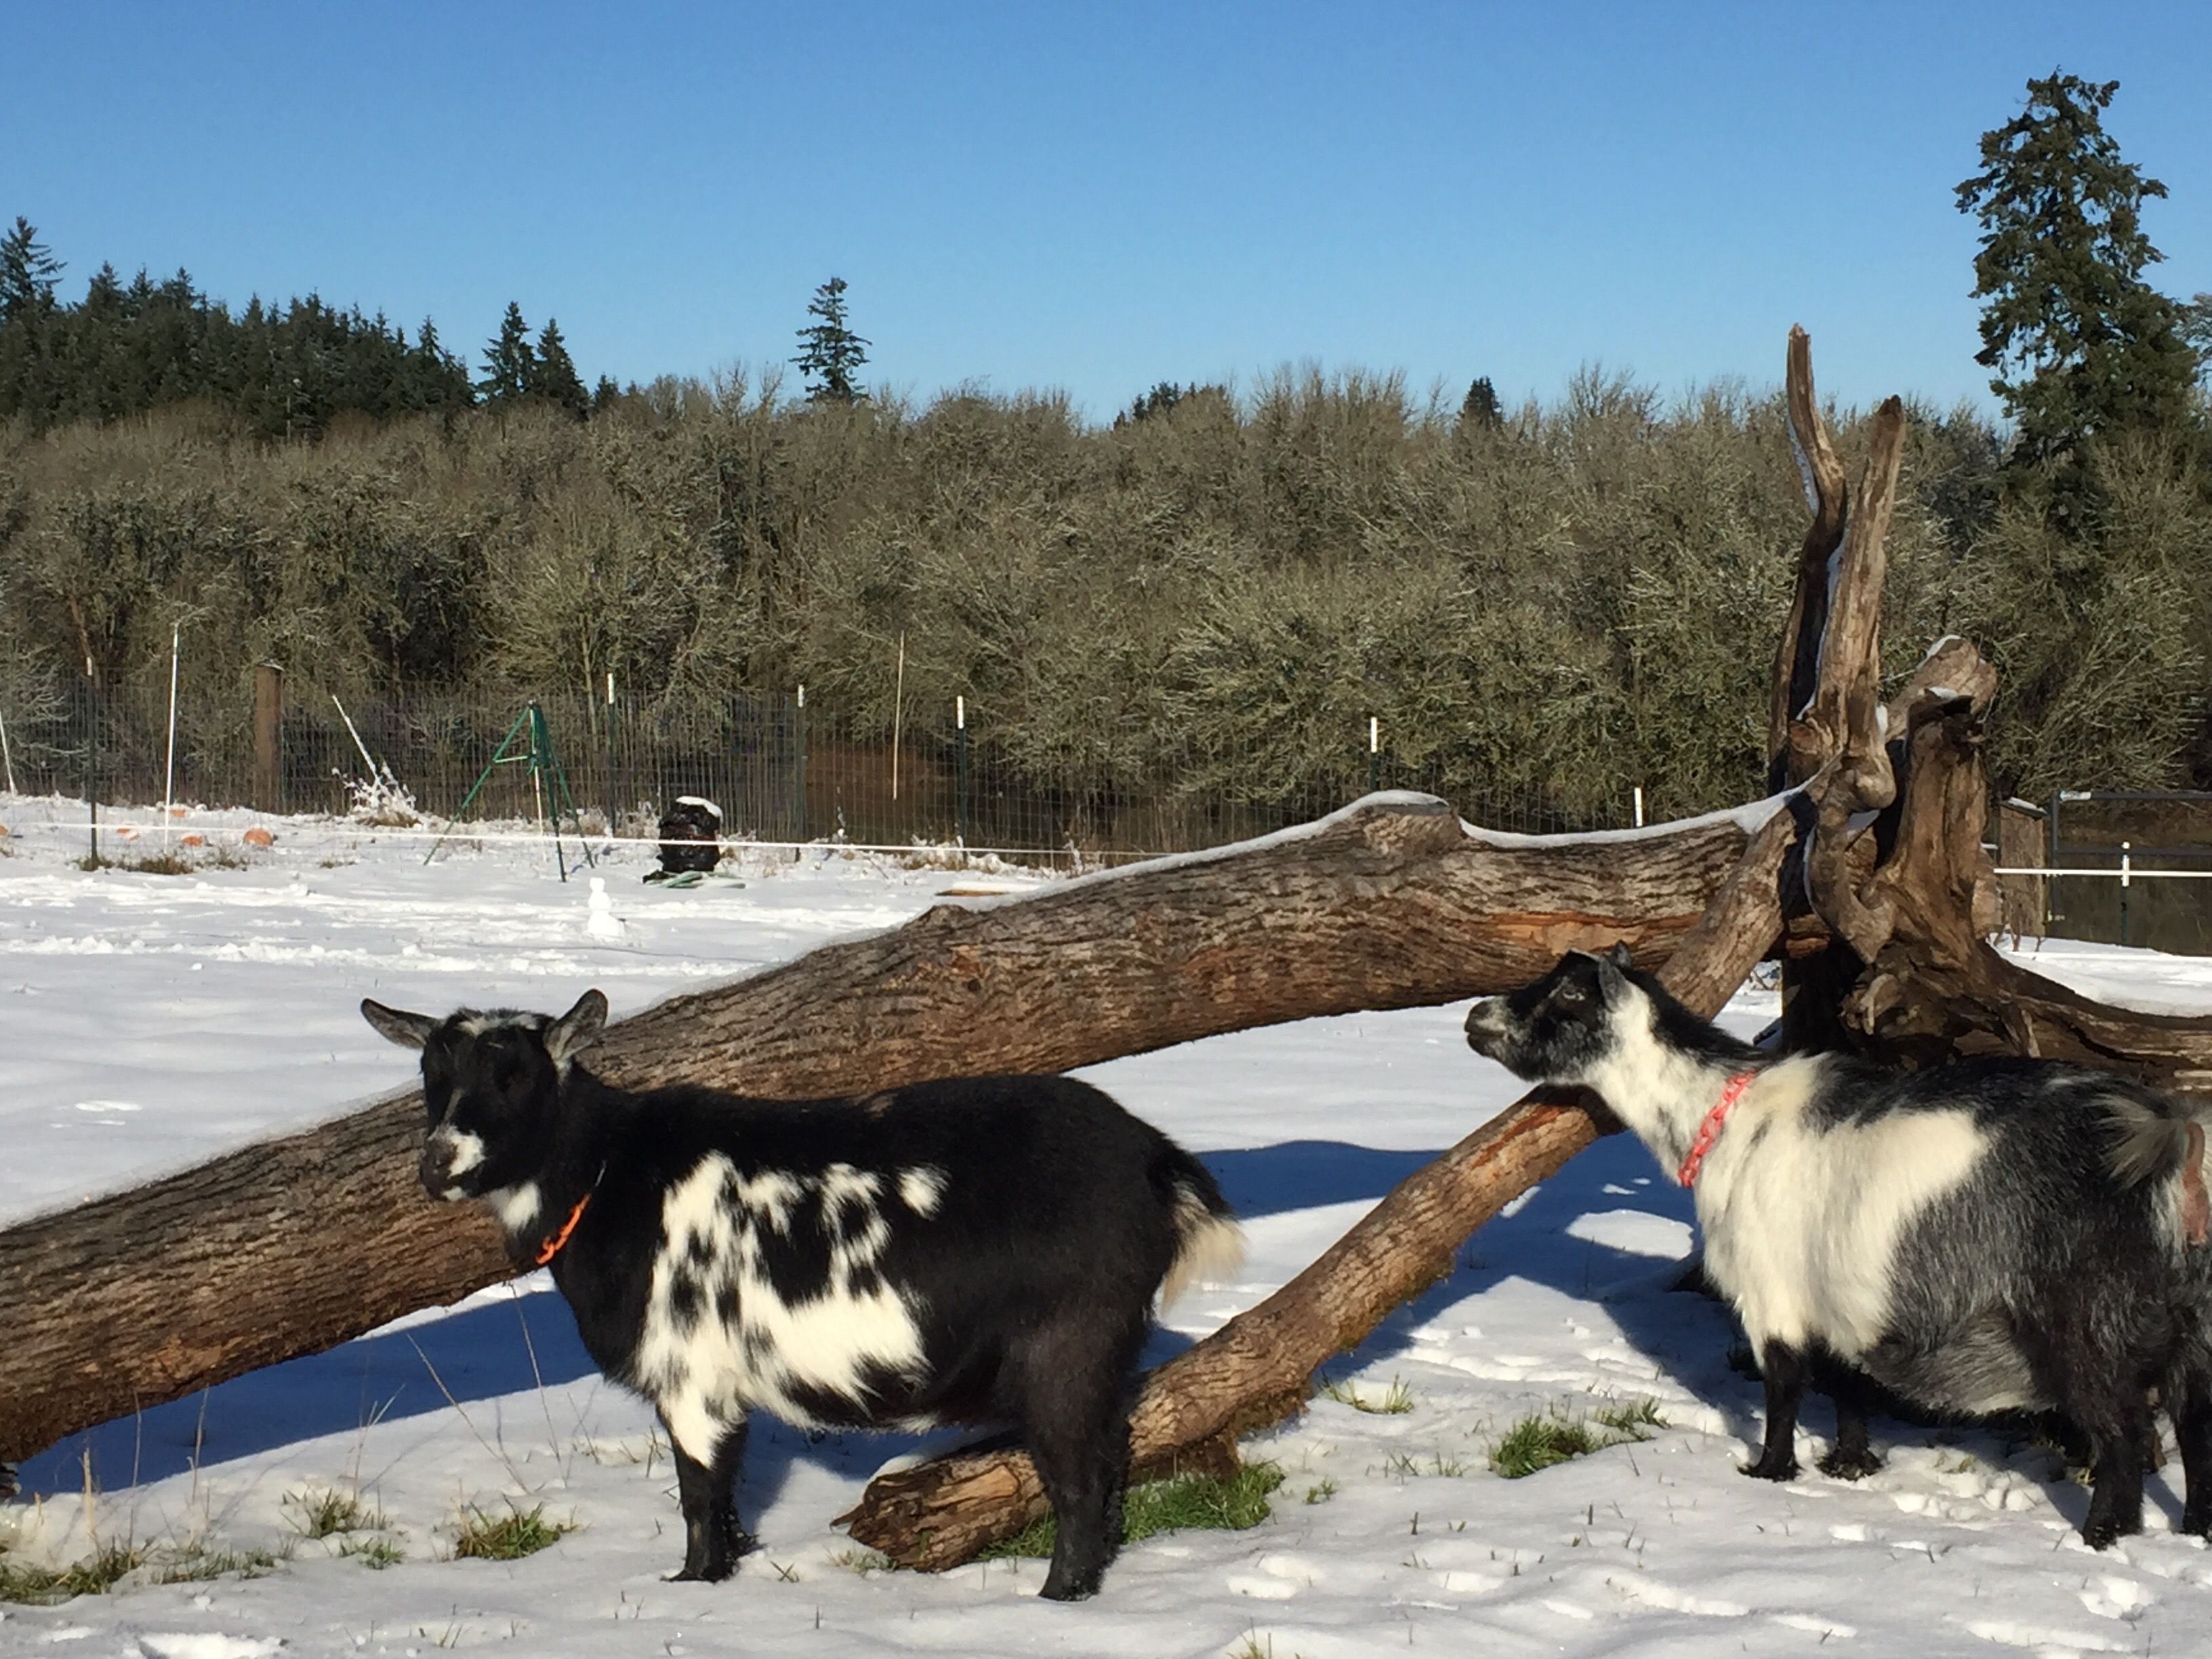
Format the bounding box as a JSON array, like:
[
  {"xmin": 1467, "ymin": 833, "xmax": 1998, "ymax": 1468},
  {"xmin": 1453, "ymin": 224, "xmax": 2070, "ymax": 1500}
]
[
  {"xmin": 1816, "ymin": 1359, "xmax": 1883, "ymax": 1480},
  {"xmin": 2077, "ymin": 1393, "xmax": 2152, "ymax": 1550},
  {"xmin": 1020, "ymin": 1322, "xmax": 1138, "ymax": 1601},
  {"xmin": 1744, "ymin": 1338, "xmax": 1807, "ymax": 1481},
  {"xmin": 2173, "ymin": 1372, "xmax": 2212, "ymax": 1537},
  {"xmin": 663, "ymin": 1405, "xmax": 756, "ymax": 1581}
]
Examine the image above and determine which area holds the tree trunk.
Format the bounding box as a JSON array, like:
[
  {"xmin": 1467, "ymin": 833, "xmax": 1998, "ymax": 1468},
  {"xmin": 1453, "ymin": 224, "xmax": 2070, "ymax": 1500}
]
[
  {"xmin": 0, "ymin": 795, "xmax": 1767, "ymax": 1465},
  {"xmin": 839, "ymin": 808, "xmax": 1799, "ymax": 1567}
]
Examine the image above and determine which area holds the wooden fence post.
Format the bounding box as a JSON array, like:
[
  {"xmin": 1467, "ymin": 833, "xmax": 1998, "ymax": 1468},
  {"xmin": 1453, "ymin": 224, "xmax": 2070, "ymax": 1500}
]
[
  {"xmin": 252, "ymin": 663, "xmax": 283, "ymax": 813},
  {"xmin": 1998, "ymin": 797, "xmax": 2049, "ymax": 943}
]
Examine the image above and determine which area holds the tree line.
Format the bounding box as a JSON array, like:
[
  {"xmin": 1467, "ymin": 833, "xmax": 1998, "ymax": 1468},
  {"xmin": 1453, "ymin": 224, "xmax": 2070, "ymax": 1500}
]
[{"xmin": 0, "ymin": 73, "xmax": 2205, "ymax": 824}]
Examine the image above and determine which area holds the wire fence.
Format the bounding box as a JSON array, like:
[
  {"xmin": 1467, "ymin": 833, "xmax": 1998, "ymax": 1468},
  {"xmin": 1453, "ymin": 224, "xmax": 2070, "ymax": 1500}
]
[
  {"xmin": 15, "ymin": 681, "xmax": 2212, "ymax": 952},
  {"xmin": 0, "ymin": 680, "xmax": 1644, "ymax": 865}
]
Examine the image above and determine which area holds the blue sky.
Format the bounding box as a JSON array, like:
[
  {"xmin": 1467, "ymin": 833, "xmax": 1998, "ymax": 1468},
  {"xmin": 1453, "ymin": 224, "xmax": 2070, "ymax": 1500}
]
[{"xmin": 7, "ymin": 1, "xmax": 2208, "ymax": 422}]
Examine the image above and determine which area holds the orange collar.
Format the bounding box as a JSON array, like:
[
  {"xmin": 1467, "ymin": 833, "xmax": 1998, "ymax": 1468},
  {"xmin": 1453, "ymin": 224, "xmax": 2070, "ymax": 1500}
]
[
  {"xmin": 1677, "ymin": 1071, "xmax": 1759, "ymax": 1188},
  {"xmin": 534, "ymin": 1191, "xmax": 592, "ymax": 1266}
]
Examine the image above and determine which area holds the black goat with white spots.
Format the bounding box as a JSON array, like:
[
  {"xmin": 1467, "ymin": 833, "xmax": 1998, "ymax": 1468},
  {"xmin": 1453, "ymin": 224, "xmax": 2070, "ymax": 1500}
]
[
  {"xmin": 1465, "ymin": 945, "xmax": 2212, "ymax": 1549},
  {"xmin": 363, "ymin": 989, "xmax": 1242, "ymax": 1600}
]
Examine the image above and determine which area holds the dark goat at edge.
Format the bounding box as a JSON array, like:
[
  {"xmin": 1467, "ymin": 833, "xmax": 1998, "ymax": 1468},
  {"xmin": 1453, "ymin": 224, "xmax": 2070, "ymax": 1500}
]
[
  {"xmin": 1465, "ymin": 945, "xmax": 2212, "ymax": 1549},
  {"xmin": 363, "ymin": 989, "xmax": 1243, "ymax": 1600}
]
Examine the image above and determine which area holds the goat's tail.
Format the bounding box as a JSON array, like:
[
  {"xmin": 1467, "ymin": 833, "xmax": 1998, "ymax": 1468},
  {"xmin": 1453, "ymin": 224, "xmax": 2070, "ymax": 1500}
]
[
  {"xmin": 2104, "ymin": 1091, "xmax": 2212, "ymax": 1248},
  {"xmin": 1158, "ymin": 1151, "xmax": 1245, "ymax": 1312},
  {"xmin": 2104, "ymin": 1092, "xmax": 2203, "ymax": 1187}
]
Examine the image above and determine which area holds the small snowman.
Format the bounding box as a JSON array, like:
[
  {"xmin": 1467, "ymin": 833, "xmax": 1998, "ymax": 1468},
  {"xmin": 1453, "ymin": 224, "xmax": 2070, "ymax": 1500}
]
[{"xmin": 586, "ymin": 875, "xmax": 626, "ymax": 940}]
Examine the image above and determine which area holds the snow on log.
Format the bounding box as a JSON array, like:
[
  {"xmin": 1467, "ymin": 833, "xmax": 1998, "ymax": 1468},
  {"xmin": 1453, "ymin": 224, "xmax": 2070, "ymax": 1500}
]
[{"xmin": 0, "ymin": 792, "xmax": 1774, "ymax": 1465}]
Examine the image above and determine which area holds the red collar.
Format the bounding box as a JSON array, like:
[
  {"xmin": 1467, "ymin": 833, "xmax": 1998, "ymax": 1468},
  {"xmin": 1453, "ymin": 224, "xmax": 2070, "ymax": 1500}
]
[
  {"xmin": 1677, "ymin": 1071, "xmax": 1759, "ymax": 1187},
  {"xmin": 534, "ymin": 1191, "xmax": 592, "ymax": 1266}
]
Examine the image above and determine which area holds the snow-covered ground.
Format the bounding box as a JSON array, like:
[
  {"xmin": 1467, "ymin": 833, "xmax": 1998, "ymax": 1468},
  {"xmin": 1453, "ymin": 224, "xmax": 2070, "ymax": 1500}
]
[{"xmin": 5, "ymin": 793, "xmax": 2212, "ymax": 1658}]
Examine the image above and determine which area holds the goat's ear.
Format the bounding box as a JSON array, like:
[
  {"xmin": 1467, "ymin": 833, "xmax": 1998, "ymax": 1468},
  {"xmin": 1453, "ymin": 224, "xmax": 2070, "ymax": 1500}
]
[
  {"xmin": 361, "ymin": 998, "xmax": 437, "ymax": 1050},
  {"xmin": 1609, "ymin": 941, "xmax": 1635, "ymax": 972},
  {"xmin": 546, "ymin": 989, "xmax": 609, "ymax": 1065}
]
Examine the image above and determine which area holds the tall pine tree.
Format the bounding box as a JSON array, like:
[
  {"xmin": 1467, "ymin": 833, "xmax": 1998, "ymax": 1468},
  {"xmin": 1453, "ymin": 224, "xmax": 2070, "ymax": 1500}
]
[
  {"xmin": 1956, "ymin": 73, "xmax": 2201, "ymax": 475},
  {"xmin": 530, "ymin": 318, "xmax": 589, "ymax": 417},
  {"xmin": 0, "ymin": 218, "xmax": 63, "ymax": 320},
  {"xmin": 479, "ymin": 301, "xmax": 537, "ymax": 405},
  {"xmin": 793, "ymin": 276, "xmax": 869, "ymax": 404}
]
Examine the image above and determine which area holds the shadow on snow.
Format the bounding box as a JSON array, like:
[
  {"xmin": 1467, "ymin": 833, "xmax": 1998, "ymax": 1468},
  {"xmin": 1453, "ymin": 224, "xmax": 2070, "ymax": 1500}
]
[{"xmin": 24, "ymin": 1131, "xmax": 2135, "ymax": 1532}]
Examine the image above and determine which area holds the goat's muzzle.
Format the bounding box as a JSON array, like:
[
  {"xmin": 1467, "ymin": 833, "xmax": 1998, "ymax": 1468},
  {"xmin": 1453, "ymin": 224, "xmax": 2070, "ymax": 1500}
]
[
  {"xmin": 1464, "ymin": 998, "xmax": 1512, "ymax": 1059},
  {"xmin": 419, "ymin": 1126, "xmax": 487, "ymax": 1200}
]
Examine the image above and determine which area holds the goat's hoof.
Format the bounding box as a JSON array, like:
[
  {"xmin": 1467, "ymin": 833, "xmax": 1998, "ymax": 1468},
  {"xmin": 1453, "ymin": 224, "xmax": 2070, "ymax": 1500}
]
[
  {"xmin": 668, "ymin": 1555, "xmax": 739, "ymax": 1583},
  {"xmin": 1038, "ymin": 1559, "xmax": 1104, "ymax": 1602},
  {"xmin": 1741, "ymin": 1456, "xmax": 1798, "ymax": 1482},
  {"xmin": 1817, "ymin": 1448, "xmax": 1883, "ymax": 1481},
  {"xmin": 2081, "ymin": 1510, "xmax": 2140, "ymax": 1551},
  {"xmin": 2182, "ymin": 1504, "xmax": 2212, "ymax": 1538}
]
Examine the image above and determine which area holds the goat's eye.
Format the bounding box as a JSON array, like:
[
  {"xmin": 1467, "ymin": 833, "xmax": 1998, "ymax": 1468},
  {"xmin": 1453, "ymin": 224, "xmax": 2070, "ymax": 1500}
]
[{"xmin": 1554, "ymin": 981, "xmax": 1589, "ymax": 1008}]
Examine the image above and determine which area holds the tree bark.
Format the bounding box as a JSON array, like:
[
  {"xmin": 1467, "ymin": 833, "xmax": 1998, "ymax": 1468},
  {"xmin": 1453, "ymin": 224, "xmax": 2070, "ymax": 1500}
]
[
  {"xmin": 1767, "ymin": 325, "xmax": 1850, "ymax": 788},
  {"xmin": 838, "ymin": 806, "xmax": 1799, "ymax": 1568},
  {"xmin": 0, "ymin": 794, "xmax": 1767, "ymax": 1465}
]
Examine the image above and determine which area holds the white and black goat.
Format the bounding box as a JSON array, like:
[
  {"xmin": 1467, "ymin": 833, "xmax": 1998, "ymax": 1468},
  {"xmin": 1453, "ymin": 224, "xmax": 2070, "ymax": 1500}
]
[
  {"xmin": 1464, "ymin": 945, "xmax": 2212, "ymax": 1548},
  {"xmin": 362, "ymin": 990, "xmax": 1242, "ymax": 1599}
]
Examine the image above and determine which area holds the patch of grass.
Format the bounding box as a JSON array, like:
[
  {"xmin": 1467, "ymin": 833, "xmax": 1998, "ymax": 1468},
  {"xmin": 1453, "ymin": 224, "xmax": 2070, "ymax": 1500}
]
[
  {"xmin": 152, "ymin": 1543, "xmax": 286, "ymax": 1584},
  {"xmin": 119, "ymin": 846, "xmax": 246, "ymax": 874},
  {"xmin": 286, "ymin": 1485, "xmax": 384, "ymax": 1538},
  {"xmin": 1592, "ymin": 1397, "xmax": 1666, "ymax": 1436},
  {"xmin": 451, "ymin": 1503, "xmax": 569, "ymax": 1561},
  {"xmin": 1491, "ymin": 1399, "xmax": 1666, "ymax": 1479},
  {"xmin": 829, "ymin": 1546, "xmax": 891, "ymax": 1574},
  {"xmin": 339, "ymin": 1535, "xmax": 406, "ymax": 1570},
  {"xmin": 120, "ymin": 852, "xmax": 196, "ymax": 875},
  {"xmin": 1491, "ymin": 1416, "xmax": 1602, "ymax": 1479},
  {"xmin": 1319, "ymin": 1375, "xmax": 1414, "ymax": 1415},
  {"xmin": 1303, "ymin": 1478, "xmax": 1336, "ymax": 1504},
  {"xmin": 0, "ymin": 1542, "xmax": 145, "ymax": 1604},
  {"xmin": 1382, "ymin": 1451, "xmax": 1467, "ymax": 1479},
  {"xmin": 981, "ymin": 1462, "xmax": 1286, "ymax": 1560}
]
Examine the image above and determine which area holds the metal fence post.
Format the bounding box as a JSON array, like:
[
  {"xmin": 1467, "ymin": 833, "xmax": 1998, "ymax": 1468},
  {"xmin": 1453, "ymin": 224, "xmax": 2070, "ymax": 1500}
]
[
  {"xmin": 795, "ymin": 684, "xmax": 808, "ymax": 844},
  {"xmin": 83, "ymin": 670, "xmax": 99, "ymax": 864}
]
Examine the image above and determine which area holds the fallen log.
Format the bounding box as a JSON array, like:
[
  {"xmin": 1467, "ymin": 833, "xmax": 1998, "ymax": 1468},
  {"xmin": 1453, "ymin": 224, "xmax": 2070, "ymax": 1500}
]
[
  {"xmin": 1, "ymin": 792, "xmax": 1765, "ymax": 1464},
  {"xmin": 838, "ymin": 803, "xmax": 1799, "ymax": 1567}
]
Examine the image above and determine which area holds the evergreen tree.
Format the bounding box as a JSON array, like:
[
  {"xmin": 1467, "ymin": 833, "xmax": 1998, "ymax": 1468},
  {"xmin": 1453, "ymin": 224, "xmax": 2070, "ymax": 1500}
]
[
  {"xmin": 1114, "ymin": 382, "xmax": 1185, "ymax": 428},
  {"xmin": 1956, "ymin": 73, "xmax": 2201, "ymax": 473},
  {"xmin": 2183, "ymin": 294, "xmax": 2212, "ymax": 375},
  {"xmin": 530, "ymin": 318, "xmax": 590, "ymax": 416},
  {"xmin": 793, "ymin": 276, "xmax": 869, "ymax": 403},
  {"xmin": 1459, "ymin": 376, "xmax": 1502, "ymax": 430},
  {"xmin": 480, "ymin": 301, "xmax": 536, "ymax": 405},
  {"xmin": 0, "ymin": 217, "xmax": 63, "ymax": 320},
  {"xmin": 405, "ymin": 318, "xmax": 474, "ymax": 413}
]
